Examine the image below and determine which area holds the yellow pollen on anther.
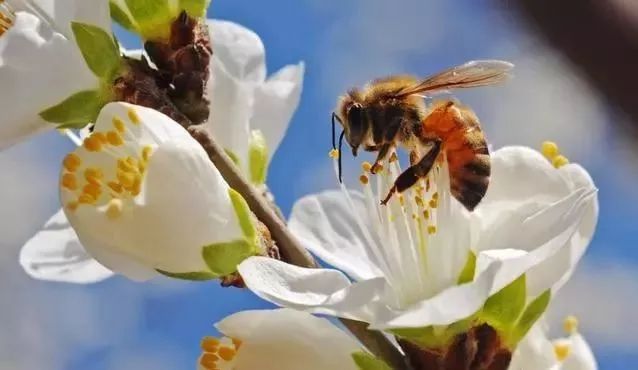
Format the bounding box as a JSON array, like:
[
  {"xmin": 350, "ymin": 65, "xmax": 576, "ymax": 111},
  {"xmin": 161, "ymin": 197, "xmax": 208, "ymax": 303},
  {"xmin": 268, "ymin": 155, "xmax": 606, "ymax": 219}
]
[
  {"xmin": 61, "ymin": 173, "xmax": 78, "ymax": 190},
  {"xmin": 429, "ymin": 198, "xmax": 438, "ymax": 208},
  {"xmin": 112, "ymin": 117, "xmax": 126, "ymax": 133},
  {"xmin": 65, "ymin": 201, "xmax": 79, "ymax": 212},
  {"xmin": 106, "ymin": 198, "xmax": 123, "ymax": 219},
  {"xmin": 83, "ymin": 183, "xmax": 102, "ymax": 199},
  {"xmin": 93, "ymin": 132, "xmax": 108, "ymax": 145},
  {"xmin": 415, "ymin": 195, "xmax": 424, "ymax": 207},
  {"xmin": 399, "ymin": 195, "xmax": 405, "ymax": 206},
  {"xmin": 362, "ymin": 161, "xmax": 372, "ymax": 172},
  {"xmin": 423, "ymin": 210, "xmax": 430, "ymax": 219},
  {"xmin": 84, "ymin": 167, "xmax": 103, "ymax": 183},
  {"xmin": 127, "ymin": 108, "xmax": 141, "ymax": 124},
  {"xmin": 432, "ymin": 192, "xmax": 439, "ymax": 200},
  {"xmin": 107, "ymin": 181, "xmax": 123, "ymax": 194},
  {"xmin": 563, "ymin": 315, "xmax": 579, "ymax": 334},
  {"xmin": 389, "ymin": 152, "xmax": 398, "ymax": 163},
  {"xmin": 427, "ymin": 225, "xmax": 437, "ymax": 235},
  {"xmin": 359, "ymin": 174, "xmax": 369, "ymax": 185},
  {"xmin": 141, "ymin": 145, "xmax": 153, "ymax": 161},
  {"xmin": 554, "ymin": 343, "xmax": 570, "ymax": 362},
  {"xmin": 78, "ymin": 194, "xmax": 96, "ymax": 204},
  {"xmin": 63, "ymin": 153, "xmax": 82, "ymax": 172},
  {"xmin": 232, "ymin": 338, "xmax": 243, "ymax": 350},
  {"xmin": 374, "ymin": 163, "xmax": 384, "ymax": 173},
  {"xmin": 106, "ymin": 131, "xmax": 124, "ymax": 146},
  {"xmin": 552, "ymin": 155, "xmax": 569, "ymax": 168},
  {"xmin": 199, "ymin": 353, "xmax": 219, "ymax": 369},
  {"xmin": 541, "ymin": 141, "xmax": 559, "ymax": 159},
  {"xmin": 117, "ymin": 158, "xmax": 136, "ymax": 173},
  {"xmin": 117, "ymin": 171, "xmax": 135, "ymax": 188},
  {"xmin": 131, "ymin": 176, "xmax": 142, "ymax": 196},
  {"xmin": 83, "ymin": 136, "xmax": 103, "ymax": 152},
  {"xmin": 201, "ymin": 337, "xmax": 220, "ymax": 352},
  {"xmin": 218, "ymin": 346, "xmax": 236, "ymax": 362},
  {"xmin": 329, "ymin": 149, "xmax": 340, "ymax": 158}
]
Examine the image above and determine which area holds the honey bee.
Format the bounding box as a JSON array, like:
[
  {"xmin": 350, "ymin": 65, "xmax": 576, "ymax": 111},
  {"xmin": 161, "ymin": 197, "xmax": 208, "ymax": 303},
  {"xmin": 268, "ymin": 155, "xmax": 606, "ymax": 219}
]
[{"xmin": 332, "ymin": 60, "xmax": 513, "ymax": 211}]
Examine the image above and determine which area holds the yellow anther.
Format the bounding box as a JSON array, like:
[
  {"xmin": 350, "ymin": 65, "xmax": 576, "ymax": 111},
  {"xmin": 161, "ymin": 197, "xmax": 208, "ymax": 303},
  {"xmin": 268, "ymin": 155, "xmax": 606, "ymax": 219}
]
[
  {"xmin": 374, "ymin": 163, "xmax": 384, "ymax": 173},
  {"xmin": 199, "ymin": 353, "xmax": 220, "ymax": 369},
  {"xmin": 83, "ymin": 183, "xmax": 102, "ymax": 199},
  {"xmin": 218, "ymin": 346, "xmax": 236, "ymax": 361},
  {"xmin": 127, "ymin": 108, "xmax": 141, "ymax": 124},
  {"xmin": 105, "ymin": 198, "xmax": 123, "ymax": 220},
  {"xmin": 232, "ymin": 338, "xmax": 242, "ymax": 350},
  {"xmin": 126, "ymin": 156, "xmax": 137, "ymax": 167},
  {"xmin": 131, "ymin": 176, "xmax": 142, "ymax": 196},
  {"xmin": 412, "ymin": 213, "xmax": 418, "ymax": 220},
  {"xmin": 141, "ymin": 145, "xmax": 153, "ymax": 161},
  {"xmin": 426, "ymin": 178, "xmax": 431, "ymax": 192},
  {"xmin": 93, "ymin": 132, "xmax": 108, "ymax": 145},
  {"xmin": 201, "ymin": 337, "xmax": 220, "ymax": 352},
  {"xmin": 106, "ymin": 130, "xmax": 124, "ymax": 146},
  {"xmin": 117, "ymin": 171, "xmax": 135, "ymax": 188},
  {"xmin": 552, "ymin": 155, "xmax": 569, "ymax": 168},
  {"xmin": 138, "ymin": 161, "xmax": 147, "ymax": 173},
  {"xmin": 359, "ymin": 174, "xmax": 369, "ymax": 185},
  {"xmin": 415, "ymin": 195, "xmax": 424, "ymax": 207},
  {"xmin": 117, "ymin": 158, "xmax": 136, "ymax": 173},
  {"xmin": 553, "ymin": 343, "xmax": 570, "ymax": 362},
  {"xmin": 429, "ymin": 198, "xmax": 438, "ymax": 208},
  {"xmin": 423, "ymin": 209, "xmax": 430, "ymax": 219},
  {"xmin": 427, "ymin": 225, "xmax": 437, "ymax": 235},
  {"xmin": 62, "ymin": 153, "xmax": 82, "ymax": 172},
  {"xmin": 362, "ymin": 161, "xmax": 373, "ymax": 173},
  {"xmin": 399, "ymin": 195, "xmax": 405, "ymax": 206},
  {"xmin": 78, "ymin": 194, "xmax": 96, "ymax": 204},
  {"xmin": 65, "ymin": 201, "xmax": 79, "ymax": 212},
  {"xmin": 61, "ymin": 173, "xmax": 78, "ymax": 190},
  {"xmin": 389, "ymin": 152, "xmax": 398, "ymax": 163},
  {"xmin": 432, "ymin": 192, "xmax": 439, "ymax": 200},
  {"xmin": 541, "ymin": 141, "xmax": 560, "ymax": 160},
  {"xmin": 107, "ymin": 181, "xmax": 123, "ymax": 194},
  {"xmin": 84, "ymin": 167, "xmax": 103, "ymax": 184},
  {"xmin": 329, "ymin": 149, "xmax": 340, "ymax": 158},
  {"xmin": 112, "ymin": 117, "xmax": 126, "ymax": 133},
  {"xmin": 83, "ymin": 136, "xmax": 102, "ymax": 152},
  {"xmin": 564, "ymin": 315, "xmax": 579, "ymax": 334}
]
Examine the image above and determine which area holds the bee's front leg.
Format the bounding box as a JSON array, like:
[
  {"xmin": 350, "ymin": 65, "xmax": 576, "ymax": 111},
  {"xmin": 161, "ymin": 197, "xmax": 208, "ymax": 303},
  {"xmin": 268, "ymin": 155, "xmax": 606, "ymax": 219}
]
[{"xmin": 370, "ymin": 144, "xmax": 393, "ymax": 174}]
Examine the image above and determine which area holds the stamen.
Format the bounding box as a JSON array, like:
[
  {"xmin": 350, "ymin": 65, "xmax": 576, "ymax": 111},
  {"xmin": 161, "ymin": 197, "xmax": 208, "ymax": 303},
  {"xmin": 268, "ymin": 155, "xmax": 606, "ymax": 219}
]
[
  {"xmin": 423, "ymin": 209, "xmax": 430, "ymax": 219},
  {"xmin": 106, "ymin": 198, "xmax": 123, "ymax": 219},
  {"xmin": 429, "ymin": 198, "xmax": 438, "ymax": 208},
  {"xmin": 106, "ymin": 130, "xmax": 124, "ymax": 146},
  {"xmin": 389, "ymin": 152, "xmax": 398, "ymax": 163},
  {"xmin": 362, "ymin": 161, "xmax": 372, "ymax": 173},
  {"xmin": 218, "ymin": 346, "xmax": 236, "ymax": 361},
  {"xmin": 63, "ymin": 153, "xmax": 82, "ymax": 172},
  {"xmin": 66, "ymin": 201, "xmax": 79, "ymax": 212},
  {"xmin": 83, "ymin": 136, "xmax": 103, "ymax": 152},
  {"xmin": 198, "ymin": 335, "xmax": 241, "ymax": 369},
  {"xmin": 61, "ymin": 173, "xmax": 78, "ymax": 191},
  {"xmin": 141, "ymin": 146, "xmax": 153, "ymax": 161},
  {"xmin": 427, "ymin": 225, "xmax": 437, "ymax": 235},
  {"xmin": 359, "ymin": 174, "xmax": 369, "ymax": 185},
  {"xmin": 553, "ymin": 342, "xmax": 570, "ymax": 362},
  {"xmin": 82, "ymin": 183, "xmax": 102, "ymax": 199},
  {"xmin": 541, "ymin": 141, "xmax": 559, "ymax": 159},
  {"xmin": 201, "ymin": 337, "xmax": 220, "ymax": 352},
  {"xmin": 563, "ymin": 315, "xmax": 579, "ymax": 334},
  {"xmin": 127, "ymin": 108, "xmax": 141, "ymax": 124},
  {"xmin": 199, "ymin": 353, "xmax": 220, "ymax": 370},
  {"xmin": 112, "ymin": 117, "xmax": 126, "ymax": 133},
  {"xmin": 329, "ymin": 149, "xmax": 340, "ymax": 158},
  {"xmin": 552, "ymin": 155, "xmax": 569, "ymax": 168},
  {"xmin": 78, "ymin": 194, "xmax": 96, "ymax": 204}
]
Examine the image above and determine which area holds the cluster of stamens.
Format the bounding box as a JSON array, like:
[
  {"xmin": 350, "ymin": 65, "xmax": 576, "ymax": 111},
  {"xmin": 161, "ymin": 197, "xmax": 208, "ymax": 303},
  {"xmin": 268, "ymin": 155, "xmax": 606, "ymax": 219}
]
[
  {"xmin": 61, "ymin": 108, "xmax": 153, "ymax": 220},
  {"xmin": 0, "ymin": 0, "xmax": 15, "ymax": 37},
  {"xmin": 541, "ymin": 141, "xmax": 570, "ymax": 168},
  {"xmin": 199, "ymin": 335, "xmax": 242, "ymax": 370},
  {"xmin": 553, "ymin": 315, "xmax": 580, "ymax": 362}
]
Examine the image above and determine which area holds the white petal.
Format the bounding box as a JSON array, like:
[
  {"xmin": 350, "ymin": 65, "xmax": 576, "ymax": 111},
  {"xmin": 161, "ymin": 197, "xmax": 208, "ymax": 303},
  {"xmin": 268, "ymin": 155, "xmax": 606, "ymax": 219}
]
[
  {"xmin": 19, "ymin": 208, "xmax": 113, "ymax": 283},
  {"xmin": 0, "ymin": 12, "xmax": 97, "ymax": 149},
  {"xmin": 239, "ymin": 257, "xmax": 385, "ymax": 322},
  {"xmin": 288, "ymin": 190, "xmax": 384, "ymax": 281},
  {"xmin": 217, "ymin": 309, "xmax": 361, "ymax": 370},
  {"xmin": 250, "ymin": 62, "xmax": 304, "ymax": 159},
  {"xmin": 561, "ymin": 333, "xmax": 597, "ymax": 370},
  {"xmin": 207, "ymin": 19, "xmax": 266, "ymax": 82},
  {"xmin": 509, "ymin": 324, "xmax": 557, "ymax": 370}
]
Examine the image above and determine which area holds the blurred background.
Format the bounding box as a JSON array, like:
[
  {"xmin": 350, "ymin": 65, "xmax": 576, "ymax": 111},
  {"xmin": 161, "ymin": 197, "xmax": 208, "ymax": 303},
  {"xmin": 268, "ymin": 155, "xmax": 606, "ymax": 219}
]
[{"xmin": 1, "ymin": 0, "xmax": 637, "ymax": 368}]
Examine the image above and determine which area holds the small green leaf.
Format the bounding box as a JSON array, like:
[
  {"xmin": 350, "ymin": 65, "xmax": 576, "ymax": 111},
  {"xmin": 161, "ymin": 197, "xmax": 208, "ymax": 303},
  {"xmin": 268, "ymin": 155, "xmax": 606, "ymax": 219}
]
[
  {"xmin": 248, "ymin": 130, "xmax": 269, "ymax": 185},
  {"xmin": 228, "ymin": 188, "xmax": 256, "ymax": 241},
  {"xmin": 392, "ymin": 313, "xmax": 478, "ymax": 349},
  {"xmin": 202, "ymin": 239, "xmax": 255, "ymax": 276},
  {"xmin": 481, "ymin": 274, "xmax": 527, "ymax": 334},
  {"xmin": 351, "ymin": 351, "xmax": 392, "ymax": 370},
  {"xmin": 457, "ymin": 251, "xmax": 477, "ymax": 284},
  {"xmin": 179, "ymin": 0, "xmax": 210, "ymax": 17},
  {"xmin": 511, "ymin": 289, "xmax": 551, "ymax": 346},
  {"xmin": 39, "ymin": 90, "xmax": 104, "ymax": 127},
  {"xmin": 71, "ymin": 22, "xmax": 121, "ymax": 79},
  {"xmin": 124, "ymin": 0, "xmax": 174, "ymax": 40},
  {"xmin": 109, "ymin": 1, "xmax": 137, "ymax": 32},
  {"xmin": 156, "ymin": 269, "xmax": 218, "ymax": 281}
]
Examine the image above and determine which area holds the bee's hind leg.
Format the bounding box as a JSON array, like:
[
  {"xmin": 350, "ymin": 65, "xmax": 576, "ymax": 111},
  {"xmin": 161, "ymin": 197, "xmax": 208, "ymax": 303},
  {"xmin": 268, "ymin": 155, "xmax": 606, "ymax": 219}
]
[{"xmin": 381, "ymin": 140, "xmax": 441, "ymax": 205}]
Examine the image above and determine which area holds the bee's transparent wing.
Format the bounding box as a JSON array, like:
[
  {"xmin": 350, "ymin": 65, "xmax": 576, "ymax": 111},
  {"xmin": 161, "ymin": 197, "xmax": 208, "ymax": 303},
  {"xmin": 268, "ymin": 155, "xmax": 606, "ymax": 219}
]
[{"xmin": 394, "ymin": 60, "xmax": 514, "ymax": 98}]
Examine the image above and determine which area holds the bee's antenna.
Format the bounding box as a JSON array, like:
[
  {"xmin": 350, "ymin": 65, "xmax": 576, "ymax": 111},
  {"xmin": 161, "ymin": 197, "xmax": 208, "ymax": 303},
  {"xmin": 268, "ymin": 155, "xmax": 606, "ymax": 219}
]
[
  {"xmin": 338, "ymin": 130, "xmax": 345, "ymax": 183},
  {"xmin": 331, "ymin": 112, "xmax": 342, "ymax": 149}
]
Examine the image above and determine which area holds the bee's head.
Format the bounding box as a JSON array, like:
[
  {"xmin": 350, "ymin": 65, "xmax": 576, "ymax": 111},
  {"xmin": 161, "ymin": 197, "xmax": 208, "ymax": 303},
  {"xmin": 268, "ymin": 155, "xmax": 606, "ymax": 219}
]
[{"xmin": 335, "ymin": 91, "xmax": 368, "ymax": 157}]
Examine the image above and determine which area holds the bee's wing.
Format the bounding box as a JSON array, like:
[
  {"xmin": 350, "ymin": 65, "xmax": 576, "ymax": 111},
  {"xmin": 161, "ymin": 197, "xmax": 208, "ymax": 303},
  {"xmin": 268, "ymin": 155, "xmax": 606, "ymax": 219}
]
[{"xmin": 394, "ymin": 60, "xmax": 513, "ymax": 98}]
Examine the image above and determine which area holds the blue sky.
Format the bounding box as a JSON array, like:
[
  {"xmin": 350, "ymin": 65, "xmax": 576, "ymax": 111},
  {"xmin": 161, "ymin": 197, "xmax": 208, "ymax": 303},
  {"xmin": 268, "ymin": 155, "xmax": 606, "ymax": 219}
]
[{"xmin": 0, "ymin": 1, "xmax": 637, "ymax": 369}]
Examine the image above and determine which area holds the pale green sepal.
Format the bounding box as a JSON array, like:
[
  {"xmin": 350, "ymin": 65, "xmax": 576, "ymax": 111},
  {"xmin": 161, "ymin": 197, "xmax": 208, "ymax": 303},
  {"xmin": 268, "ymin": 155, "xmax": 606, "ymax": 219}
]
[
  {"xmin": 248, "ymin": 130, "xmax": 269, "ymax": 185},
  {"xmin": 391, "ymin": 313, "xmax": 477, "ymax": 349},
  {"xmin": 71, "ymin": 22, "xmax": 121, "ymax": 80},
  {"xmin": 202, "ymin": 239, "xmax": 254, "ymax": 276},
  {"xmin": 109, "ymin": 1, "xmax": 137, "ymax": 32},
  {"xmin": 179, "ymin": 0, "xmax": 210, "ymax": 17},
  {"xmin": 510, "ymin": 289, "xmax": 551, "ymax": 346},
  {"xmin": 480, "ymin": 274, "xmax": 527, "ymax": 336},
  {"xmin": 351, "ymin": 351, "xmax": 392, "ymax": 370},
  {"xmin": 228, "ymin": 188, "xmax": 257, "ymax": 242},
  {"xmin": 224, "ymin": 149, "xmax": 241, "ymax": 166},
  {"xmin": 156, "ymin": 268, "xmax": 218, "ymax": 281},
  {"xmin": 457, "ymin": 251, "xmax": 477, "ymax": 284},
  {"xmin": 39, "ymin": 90, "xmax": 104, "ymax": 127},
  {"xmin": 124, "ymin": 0, "xmax": 174, "ymax": 40}
]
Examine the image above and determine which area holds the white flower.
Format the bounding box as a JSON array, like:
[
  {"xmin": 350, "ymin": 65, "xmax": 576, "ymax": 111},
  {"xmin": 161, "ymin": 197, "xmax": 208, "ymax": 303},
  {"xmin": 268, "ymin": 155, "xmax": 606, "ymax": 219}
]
[
  {"xmin": 207, "ymin": 19, "xmax": 304, "ymax": 184},
  {"xmin": 25, "ymin": 102, "xmax": 261, "ymax": 281},
  {"xmin": 198, "ymin": 309, "xmax": 378, "ymax": 370},
  {"xmin": 0, "ymin": 0, "xmax": 111, "ymax": 149},
  {"xmin": 239, "ymin": 145, "xmax": 598, "ymax": 333},
  {"xmin": 510, "ymin": 316, "xmax": 597, "ymax": 370}
]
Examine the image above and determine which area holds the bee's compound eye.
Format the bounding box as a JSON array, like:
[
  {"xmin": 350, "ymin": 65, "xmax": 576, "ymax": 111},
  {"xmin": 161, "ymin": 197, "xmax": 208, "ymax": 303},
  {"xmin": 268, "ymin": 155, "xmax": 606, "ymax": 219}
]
[{"xmin": 347, "ymin": 104, "xmax": 364, "ymax": 129}]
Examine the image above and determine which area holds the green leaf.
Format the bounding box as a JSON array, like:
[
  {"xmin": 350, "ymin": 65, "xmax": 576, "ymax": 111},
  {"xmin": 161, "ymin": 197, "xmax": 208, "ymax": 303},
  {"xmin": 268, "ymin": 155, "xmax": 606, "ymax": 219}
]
[
  {"xmin": 248, "ymin": 130, "xmax": 269, "ymax": 185},
  {"xmin": 202, "ymin": 239, "xmax": 255, "ymax": 276},
  {"xmin": 481, "ymin": 274, "xmax": 527, "ymax": 334},
  {"xmin": 179, "ymin": 0, "xmax": 210, "ymax": 17},
  {"xmin": 71, "ymin": 22, "xmax": 121, "ymax": 79},
  {"xmin": 156, "ymin": 269, "xmax": 218, "ymax": 281},
  {"xmin": 228, "ymin": 188, "xmax": 256, "ymax": 241},
  {"xmin": 39, "ymin": 90, "xmax": 104, "ymax": 127},
  {"xmin": 351, "ymin": 351, "xmax": 392, "ymax": 370},
  {"xmin": 109, "ymin": 1, "xmax": 137, "ymax": 32},
  {"xmin": 124, "ymin": 0, "xmax": 173, "ymax": 40},
  {"xmin": 511, "ymin": 289, "xmax": 551, "ymax": 346},
  {"xmin": 457, "ymin": 251, "xmax": 477, "ymax": 284}
]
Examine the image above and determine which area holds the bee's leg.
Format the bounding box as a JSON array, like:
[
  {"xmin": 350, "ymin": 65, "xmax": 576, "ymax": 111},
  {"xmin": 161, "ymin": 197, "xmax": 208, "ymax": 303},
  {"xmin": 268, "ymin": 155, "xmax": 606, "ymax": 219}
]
[
  {"xmin": 381, "ymin": 140, "xmax": 441, "ymax": 205},
  {"xmin": 370, "ymin": 144, "xmax": 393, "ymax": 174}
]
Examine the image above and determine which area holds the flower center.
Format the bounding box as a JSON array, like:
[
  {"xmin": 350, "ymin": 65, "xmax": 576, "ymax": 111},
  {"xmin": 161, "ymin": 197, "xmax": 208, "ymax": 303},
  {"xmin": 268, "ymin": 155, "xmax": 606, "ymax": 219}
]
[
  {"xmin": 199, "ymin": 335, "xmax": 242, "ymax": 370},
  {"xmin": 61, "ymin": 108, "xmax": 154, "ymax": 220},
  {"xmin": 0, "ymin": 0, "xmax": 15, "ymax": 37}
]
